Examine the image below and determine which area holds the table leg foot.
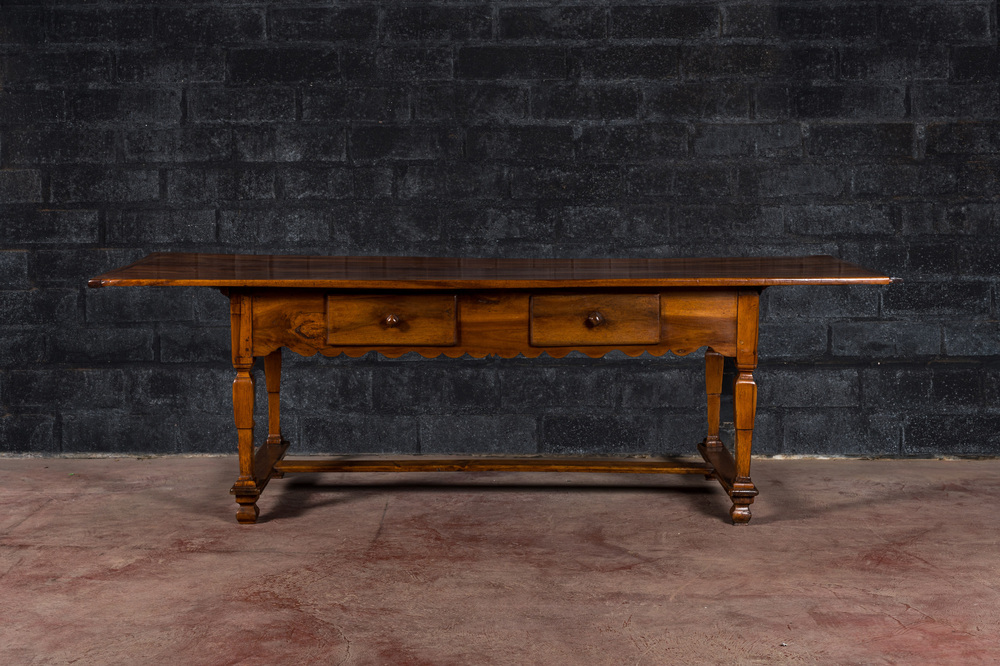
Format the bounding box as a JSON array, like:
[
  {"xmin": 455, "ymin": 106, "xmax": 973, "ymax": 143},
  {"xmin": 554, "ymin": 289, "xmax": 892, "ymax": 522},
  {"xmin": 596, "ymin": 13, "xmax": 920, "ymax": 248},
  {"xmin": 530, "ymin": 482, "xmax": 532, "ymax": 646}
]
[
  {"xmin": 729, "ymin": 502, "xmax": 752, "ymax": 524},
  {"xmin": 232, "ymin": 481, "xmax": 261, "ymax": 524},
  {"xmin": 729, "ymin": 479, "xmax": 758, "ymax": 524},
  {"xmin": 235, "ymin": 496, "xmax": 259, "ymax": 524}
]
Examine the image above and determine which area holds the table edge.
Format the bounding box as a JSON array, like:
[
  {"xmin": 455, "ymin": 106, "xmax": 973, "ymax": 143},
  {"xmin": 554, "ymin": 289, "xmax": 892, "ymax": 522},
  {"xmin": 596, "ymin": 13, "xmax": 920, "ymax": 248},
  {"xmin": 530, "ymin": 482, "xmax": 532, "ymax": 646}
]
[
  {"xmin": 87, "ymin": 253, "xmax": 895, "ymax": 289},
  {"xmin": 88, "ymin": 276, "xmax": 895, "ymax": 288}
]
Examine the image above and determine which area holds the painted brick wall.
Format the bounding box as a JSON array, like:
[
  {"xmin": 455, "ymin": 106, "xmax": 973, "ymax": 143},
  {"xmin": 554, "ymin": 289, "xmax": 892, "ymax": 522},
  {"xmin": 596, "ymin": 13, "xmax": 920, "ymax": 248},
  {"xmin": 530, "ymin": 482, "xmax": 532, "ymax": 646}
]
[{"xmin": 2, "ymin": 1, "xmax": 998, "ymax": 457}]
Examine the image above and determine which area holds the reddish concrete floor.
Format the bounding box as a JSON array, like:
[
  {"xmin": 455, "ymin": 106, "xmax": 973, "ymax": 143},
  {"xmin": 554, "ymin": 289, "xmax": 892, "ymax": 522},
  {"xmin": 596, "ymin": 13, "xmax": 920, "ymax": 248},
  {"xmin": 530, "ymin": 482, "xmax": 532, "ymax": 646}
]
[{"xmin": 1, "ymin": 456, "xmax": 999, "ymax": 665}]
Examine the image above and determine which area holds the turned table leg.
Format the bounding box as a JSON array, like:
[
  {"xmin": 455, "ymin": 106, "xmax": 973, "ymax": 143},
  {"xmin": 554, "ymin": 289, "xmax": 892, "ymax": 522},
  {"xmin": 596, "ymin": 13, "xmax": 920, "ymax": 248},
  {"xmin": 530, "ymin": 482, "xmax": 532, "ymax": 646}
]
[
  {"xmin": 229, "ymin": 291, "xmax": 261, "ymax": 524},
  {"xmin": 264, "ymin": 349, "xmax": 286, "ymax": 478},
  {"xmin": 700, "ymin": 348, "xmax": 725, "ymax": 482},
  {"xmin": 702, "ymin": 349, "xmax": 724, "ymax": 453},
  {"xmin": 730, "ymin": 366, "xmax": 758, "ymax": 523},
  {"xmin": 730, "ymin": 290, "xmax": 761, "ymax": 524},
  {"xmin": 232, "ymin": 364, "xmax": 259, "ymax": 523}
]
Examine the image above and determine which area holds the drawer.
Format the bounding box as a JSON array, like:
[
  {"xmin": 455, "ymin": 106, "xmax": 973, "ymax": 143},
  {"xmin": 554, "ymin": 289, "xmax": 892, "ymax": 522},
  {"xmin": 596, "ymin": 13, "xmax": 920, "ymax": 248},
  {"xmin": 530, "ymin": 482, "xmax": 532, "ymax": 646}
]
[
  {"xmin": 529, "ymin": 293, "xmax": 660, "ymax": 346},
  {"xmin": 326, "ymin": 294, "xmax": 457, "ymax": 346}
]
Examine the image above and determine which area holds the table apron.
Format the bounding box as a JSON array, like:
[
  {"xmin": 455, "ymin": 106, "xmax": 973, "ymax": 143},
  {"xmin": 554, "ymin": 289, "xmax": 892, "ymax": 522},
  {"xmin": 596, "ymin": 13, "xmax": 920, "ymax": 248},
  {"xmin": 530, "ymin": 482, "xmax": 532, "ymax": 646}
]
[{"xmin": 249, "ymin": 288, "xmax": 741, "ymax": 359}]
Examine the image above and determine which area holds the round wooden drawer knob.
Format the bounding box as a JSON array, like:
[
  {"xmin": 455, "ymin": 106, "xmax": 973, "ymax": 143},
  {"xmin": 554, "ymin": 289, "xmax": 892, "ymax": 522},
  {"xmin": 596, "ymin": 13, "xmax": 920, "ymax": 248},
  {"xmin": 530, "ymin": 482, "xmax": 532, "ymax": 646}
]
[
  {"xmin": 382, "ymin": 313, "xmax": 401, "ymax": 328},
  {"xmin": 585, "ymin": 311, "xmax": 605, "ymax": 328}
]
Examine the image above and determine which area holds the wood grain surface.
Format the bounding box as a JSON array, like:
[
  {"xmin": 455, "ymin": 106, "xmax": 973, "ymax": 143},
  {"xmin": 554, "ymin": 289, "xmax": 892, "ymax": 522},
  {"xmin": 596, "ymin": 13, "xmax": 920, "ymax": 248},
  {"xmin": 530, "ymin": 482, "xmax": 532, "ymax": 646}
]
[
  {"xmin": 326, "ymin": 293, "xmax": 457, "ymax": 346},
  {"xmin": 529, "ymin": 293, "xmax": 660, "ymax": 346},
  {"xmin": 250, "ymin": 289, "xmax": 740, "ymax": 359},
  {"xmin": 89, "ymin": 252, "xmax": 893, "ymax": 289},
  {"xmin": 87, "ymin": 252, "xmax": 891, "ymax": 525}
]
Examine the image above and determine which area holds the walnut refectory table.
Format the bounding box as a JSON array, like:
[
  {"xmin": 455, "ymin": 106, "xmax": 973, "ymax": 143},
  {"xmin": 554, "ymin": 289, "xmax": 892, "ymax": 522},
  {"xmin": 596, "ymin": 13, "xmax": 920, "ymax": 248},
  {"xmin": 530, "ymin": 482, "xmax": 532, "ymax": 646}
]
[{"xmin": 88, "ymin": 253, "xmax": 891, "ymax": 524}]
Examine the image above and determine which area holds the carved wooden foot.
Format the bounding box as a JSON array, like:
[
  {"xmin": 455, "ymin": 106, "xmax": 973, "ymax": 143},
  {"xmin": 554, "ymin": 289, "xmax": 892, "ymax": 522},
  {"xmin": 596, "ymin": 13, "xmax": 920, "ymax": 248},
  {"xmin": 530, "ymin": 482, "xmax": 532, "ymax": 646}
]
[
  {"xmin": 729, "ymin": 479, "xmax": 758, "ymax": 525},
  {"xmin": 729, "ymin": 501, "xmax": 752, "ymax": 524},
  {"xmin": 232, "ymin": 481, "xmax": 261, "ymax": 524},
  {"xmin": 236, "ymin": 499, "xmax": 260, "ymax": 524}
]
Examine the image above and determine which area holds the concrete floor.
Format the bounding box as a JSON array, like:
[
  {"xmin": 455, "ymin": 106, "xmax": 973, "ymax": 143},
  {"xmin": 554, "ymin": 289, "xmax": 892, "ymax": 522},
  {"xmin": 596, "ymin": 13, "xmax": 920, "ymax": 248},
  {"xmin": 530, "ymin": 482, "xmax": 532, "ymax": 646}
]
[{"xmin": 1, "ymin": 456, "xmax": 998, "ymax": 665}]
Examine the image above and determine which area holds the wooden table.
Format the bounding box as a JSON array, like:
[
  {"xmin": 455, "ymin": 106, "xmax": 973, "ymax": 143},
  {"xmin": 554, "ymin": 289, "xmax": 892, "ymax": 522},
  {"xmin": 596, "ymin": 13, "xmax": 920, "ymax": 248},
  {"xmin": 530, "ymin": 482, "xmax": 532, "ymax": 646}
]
[{"xmin": 89, "ymin": 253, "xmax": 891, "ymax": 524}]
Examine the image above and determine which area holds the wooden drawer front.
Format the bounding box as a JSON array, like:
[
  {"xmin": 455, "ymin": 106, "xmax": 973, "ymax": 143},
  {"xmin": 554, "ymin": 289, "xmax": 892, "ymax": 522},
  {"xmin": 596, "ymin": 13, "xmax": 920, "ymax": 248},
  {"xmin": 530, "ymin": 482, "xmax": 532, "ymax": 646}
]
[
  {"xmin": 661, "ymin": 290, "xmax": 738, "ymax": 356},
  {"xmin": 326, "ymin": 294, "xmax": 457, "ymax": 346},
  {"xmin": 529, "ymin": 293, "xmax": 660, "ymax": 346}
]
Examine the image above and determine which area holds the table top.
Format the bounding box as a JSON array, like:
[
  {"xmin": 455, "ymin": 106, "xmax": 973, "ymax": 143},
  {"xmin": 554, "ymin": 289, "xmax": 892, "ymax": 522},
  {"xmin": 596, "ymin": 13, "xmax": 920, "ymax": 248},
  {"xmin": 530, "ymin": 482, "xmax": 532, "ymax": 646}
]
[{"xmin": 88, "ymin": 253, "xmax": 893, "ymax": 289}]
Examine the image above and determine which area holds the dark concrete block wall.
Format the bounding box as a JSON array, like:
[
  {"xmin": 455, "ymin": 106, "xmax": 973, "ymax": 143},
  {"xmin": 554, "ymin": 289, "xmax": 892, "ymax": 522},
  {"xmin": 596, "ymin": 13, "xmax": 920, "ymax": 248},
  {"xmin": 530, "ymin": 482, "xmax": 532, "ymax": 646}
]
[{"xmin": 1, "ymin": 1, "xmax": 998, "ymax": 457}]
